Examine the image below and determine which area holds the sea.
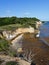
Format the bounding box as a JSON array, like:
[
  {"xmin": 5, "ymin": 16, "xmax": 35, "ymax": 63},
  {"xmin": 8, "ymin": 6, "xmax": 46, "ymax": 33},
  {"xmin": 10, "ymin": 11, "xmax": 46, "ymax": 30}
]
[{"xmin": 40, "ymin": 21, "xmax": 49, "ymax": 37}]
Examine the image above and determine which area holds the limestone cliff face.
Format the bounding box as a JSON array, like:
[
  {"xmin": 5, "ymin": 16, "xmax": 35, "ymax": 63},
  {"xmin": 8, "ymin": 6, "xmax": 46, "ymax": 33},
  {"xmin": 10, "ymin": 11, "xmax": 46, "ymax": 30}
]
[
  {"xmin": 36, "ymin": 21, "xmax": 42, "ymax": 29},
  {"xmin": 16, "ymin": 27, "xmax": 34, "ymax": 34},
  {"xmin": 2, "ymin": 31, "xmax": 16, "ymax": 40},
  {"xmin": 2, "ymin": 27, "xmax": 35, "ymax": 40},
  {"xmin": 2, "ymin": 26, "xmax": 40, "ymax": 41}
]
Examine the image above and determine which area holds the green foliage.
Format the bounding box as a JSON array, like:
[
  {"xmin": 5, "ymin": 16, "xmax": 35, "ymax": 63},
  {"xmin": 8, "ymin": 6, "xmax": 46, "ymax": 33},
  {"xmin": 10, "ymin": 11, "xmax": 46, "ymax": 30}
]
[
  {"xmin": 0, "ymin": 39, "xmax": 9, "ymax": 51},
  {"xmin": 0, "ymin": 39, "xmax": 16, "ymax": 56},
  {"xmin": 8, "ymin": 50, "xmax": 17, "ymax": 57},
  {"xmin": 0, "ymin": 17, "xmax": 40, "ymax": 29},
  {"xmin": 6, "ymin": 61, "xmax": 19, "ymax": 65}
]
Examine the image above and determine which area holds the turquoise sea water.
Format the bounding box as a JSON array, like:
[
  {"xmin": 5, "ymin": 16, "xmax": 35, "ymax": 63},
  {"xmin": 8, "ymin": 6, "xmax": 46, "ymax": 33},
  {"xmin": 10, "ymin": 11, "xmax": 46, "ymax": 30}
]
[{"xmin": 40, "ymin": 22, "xmax": 49, "ymax": 37}]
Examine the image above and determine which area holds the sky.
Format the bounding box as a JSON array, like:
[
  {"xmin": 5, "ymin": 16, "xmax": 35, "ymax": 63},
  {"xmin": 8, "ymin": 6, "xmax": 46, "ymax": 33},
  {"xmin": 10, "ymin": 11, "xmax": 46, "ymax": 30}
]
[{"xmin": 0, "ymin": 0, "xmax": 49, "ymax": 21}]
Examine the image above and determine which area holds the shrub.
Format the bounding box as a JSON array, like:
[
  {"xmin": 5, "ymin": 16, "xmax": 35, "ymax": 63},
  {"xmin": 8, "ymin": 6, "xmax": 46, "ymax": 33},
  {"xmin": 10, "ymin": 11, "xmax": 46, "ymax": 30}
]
[{"xmin": 6, "ymin": 61, "xmax": 19, "ymax": 65}]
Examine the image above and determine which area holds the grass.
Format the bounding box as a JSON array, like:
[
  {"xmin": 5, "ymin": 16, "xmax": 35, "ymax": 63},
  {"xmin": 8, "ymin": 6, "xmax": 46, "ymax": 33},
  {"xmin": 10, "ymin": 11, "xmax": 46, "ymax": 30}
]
[
  {"xmin": 0, "ymin": 38, "xmax": 17, "ymax": 56},
  {"xmin": 0, "ymin": 23, "xmax": 36, "ymax": 31},
  {"xmin": 6, "ymin": 61, "xmax": 19, "ymax": 65},
  {"xmin": 0, "ymin": 38, "xmax": 9, "ymax": 51},
  {"xmin": 0, "ymin": 24, "xmax": 22, "ymax": 31}
]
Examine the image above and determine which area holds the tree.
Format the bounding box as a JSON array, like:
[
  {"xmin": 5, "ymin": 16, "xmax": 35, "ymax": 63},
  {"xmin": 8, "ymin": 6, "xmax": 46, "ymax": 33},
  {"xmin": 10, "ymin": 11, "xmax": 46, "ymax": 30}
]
[{"xmin": 0, "ymin": 17, "xmax": 40, "ymax": 28}]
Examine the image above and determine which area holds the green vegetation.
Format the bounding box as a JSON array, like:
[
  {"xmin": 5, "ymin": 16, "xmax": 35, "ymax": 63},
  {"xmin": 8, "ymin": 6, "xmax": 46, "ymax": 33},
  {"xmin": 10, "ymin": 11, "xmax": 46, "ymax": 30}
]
[
  {"xmin": 6, "ymin": 61, "xmax": 19, "ymax": 65},
  {"xmin": 0, "ymin": 39, "xmax": 9, "ymax": 51},
  {"xmin": 0, "ymin": 38, "xmax": 16, "ymax": 56},
  {"xmin": 0, "ymin": 24, "xmax": 22, "ymax": 30},
  {"xmin": 0, "ymin": 17, "xmax": 40, "ymax": 29}
]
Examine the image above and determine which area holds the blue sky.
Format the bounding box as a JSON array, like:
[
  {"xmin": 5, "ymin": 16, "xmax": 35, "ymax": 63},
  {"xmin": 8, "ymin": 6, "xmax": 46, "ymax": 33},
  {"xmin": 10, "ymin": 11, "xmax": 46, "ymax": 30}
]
[{"xmin": 0, "ymin": 0, "xmax": 49, "ymax": 21}]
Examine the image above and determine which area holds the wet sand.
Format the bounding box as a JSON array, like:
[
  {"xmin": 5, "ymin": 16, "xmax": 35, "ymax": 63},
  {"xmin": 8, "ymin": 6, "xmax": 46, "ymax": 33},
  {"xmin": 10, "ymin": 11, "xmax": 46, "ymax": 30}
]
[{"xmin": 22, "ymin": 34, "xmax": 49, "ymax": 65}]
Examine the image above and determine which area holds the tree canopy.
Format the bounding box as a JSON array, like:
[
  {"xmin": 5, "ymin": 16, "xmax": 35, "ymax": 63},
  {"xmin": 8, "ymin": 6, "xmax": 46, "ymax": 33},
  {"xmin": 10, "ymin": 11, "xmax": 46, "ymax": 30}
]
[
  {"xmin": 0, "ymin": 17, "xmax": 40, "ymax": 29},
  {"xmin": 0, "ymin": 17, "xmax": 40, "ymax": 26}
]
